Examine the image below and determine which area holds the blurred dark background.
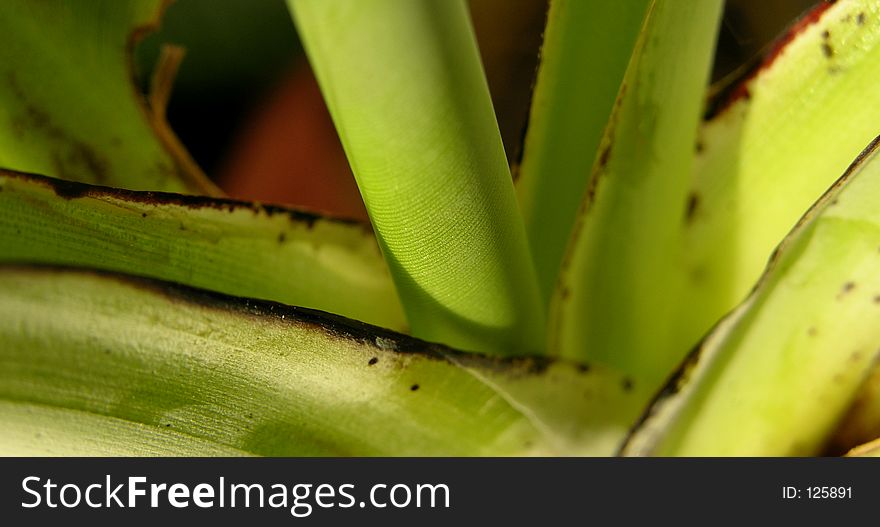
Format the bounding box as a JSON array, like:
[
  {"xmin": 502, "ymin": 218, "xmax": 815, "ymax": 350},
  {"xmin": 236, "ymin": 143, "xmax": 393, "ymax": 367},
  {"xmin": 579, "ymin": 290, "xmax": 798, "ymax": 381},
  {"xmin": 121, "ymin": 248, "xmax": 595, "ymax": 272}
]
[{"xmin": 138, "ymin": 0, "xmax": 820, "ymax": 220}]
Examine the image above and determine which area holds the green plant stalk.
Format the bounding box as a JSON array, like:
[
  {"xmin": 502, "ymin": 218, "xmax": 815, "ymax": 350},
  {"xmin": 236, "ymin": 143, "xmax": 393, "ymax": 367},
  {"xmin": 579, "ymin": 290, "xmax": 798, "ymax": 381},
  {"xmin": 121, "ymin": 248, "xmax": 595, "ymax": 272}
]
[
  {"xmin": 624, "ymin": 136, "xmax": 880, "ymax": 456},
  {"xmin": 550, "ymin": 0, "xmax": 722, "ymax": 384},
  {"xmin": 0, "ymin": 265, "xmax": 646, "ymax": 456},
  {"xmin": 0, "ymin": 170, "xmax": 405, "ymax": 331},
  {"xmin": 289, "ymin": 0, "xmax": 545, "ymax": 357},
  {"xmin": 515, "ymin": 0, "xmax": 652, "ymax": 302}
]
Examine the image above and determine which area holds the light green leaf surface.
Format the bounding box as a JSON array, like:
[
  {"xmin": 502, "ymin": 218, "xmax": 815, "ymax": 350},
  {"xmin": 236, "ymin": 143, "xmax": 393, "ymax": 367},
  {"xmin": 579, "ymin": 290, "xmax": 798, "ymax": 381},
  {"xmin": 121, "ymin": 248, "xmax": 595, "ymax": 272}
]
[
  {"xmin": 549, "ymin": 1, "xmax": 723, "ymax": 384},
  {"xmin": 675, "ymin": 0, "xmax": 880, "ymax": 365},
  {"xmin": 0, "ymin": 265, "xmax": 646, "ymax": 456},
  {"xmin": 290, "ymin": 0, "xmax": 545, "ymax": 356},
  {"xmin": 623, "ymin": 137, "xmax": 880, "ymax": 456},
  {"xmin": 515, "ymin": 0, "xmax": 652, "ymax": 301},
  {"xmin": 0, "ymin": 0, "xmax": 217, "ymax": 194},
  {"xmin": 0, "ymin": 169, "xmax": 405, "ymax": 331}
]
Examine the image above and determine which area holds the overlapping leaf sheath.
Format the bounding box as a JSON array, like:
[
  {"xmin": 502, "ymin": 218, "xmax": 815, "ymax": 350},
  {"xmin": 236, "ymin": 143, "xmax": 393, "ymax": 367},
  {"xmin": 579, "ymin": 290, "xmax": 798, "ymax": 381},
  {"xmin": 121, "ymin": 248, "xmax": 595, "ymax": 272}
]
[
  {"xmin": 550, "ymin": 1, "xmax": 723, "ymax": 387},
  {"xmin": 515, "ymin": 0, "xmax": 651, "ymax": 301},
  {"xmin": 675, "ymin": 0, "xmax": 880, "ymax": 374},
  {"xmin": 624, "ymin": 137, "xmax": 880, "ymax": 456}
]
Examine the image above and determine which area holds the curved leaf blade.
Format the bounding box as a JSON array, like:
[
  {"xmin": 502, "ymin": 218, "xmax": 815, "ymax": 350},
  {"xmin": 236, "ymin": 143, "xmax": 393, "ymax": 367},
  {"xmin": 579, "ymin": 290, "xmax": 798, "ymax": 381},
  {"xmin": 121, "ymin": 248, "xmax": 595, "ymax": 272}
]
[
  {"xmin": 0, "ymin": 265, "xmax": 645, "ymax": 456},
  {"xmin": 0, "ymin": 170, "xmax": 405, "ymax": 331}
]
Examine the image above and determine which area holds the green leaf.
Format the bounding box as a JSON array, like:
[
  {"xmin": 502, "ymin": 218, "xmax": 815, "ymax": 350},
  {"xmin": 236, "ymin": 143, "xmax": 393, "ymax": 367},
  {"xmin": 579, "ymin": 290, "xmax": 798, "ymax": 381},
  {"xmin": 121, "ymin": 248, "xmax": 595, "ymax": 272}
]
[
  {"xmin": 0, "ymin": 0, "xmax": 217, "ymax": 194},
  {"xmin": 0, "ymin": 265, "xmax": 646, "ymax": 456},
  {"xmin": 289, "ymin": 0, "xmax": 545, "ymax": 356},
  {"xmin": 515, "ymin": 0, "xmax": 652, "ymax": 302},
  {"xmin": 549, "ymin": 0, "xmax": 723, "ymax": 384},
  {"xmin": 675, "ymin": 1, "xmax": 880, "ymax": 368},
  {"xmin": 623, "ymin": 137, "xmax": 880, "ymax": 456},
  {"xmin": 0, "ymin": 169, "xmax": 405, "ymax": 331}
]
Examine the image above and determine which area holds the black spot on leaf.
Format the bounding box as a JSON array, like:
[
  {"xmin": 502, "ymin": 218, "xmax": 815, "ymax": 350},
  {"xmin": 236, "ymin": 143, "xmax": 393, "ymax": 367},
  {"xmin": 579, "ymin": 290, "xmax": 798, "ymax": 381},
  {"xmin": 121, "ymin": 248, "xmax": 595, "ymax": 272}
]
[
  {"xmin": 598, "ymin": 145, "xmax": 612, "ymax": 168},
  {"xmin": 821, "ymin": 30, "xmax": 834, "ymax": 58},
  {"xmin": 838, "ymin": 281, "xmax": 856, "ymax": 299},
  {"xmin": 685, "ymin": 192, "xmax": 700, "ymax": 223},
  {"xmin": 822, "ymin": 42, "xmax": 834, "ymax": 58}
]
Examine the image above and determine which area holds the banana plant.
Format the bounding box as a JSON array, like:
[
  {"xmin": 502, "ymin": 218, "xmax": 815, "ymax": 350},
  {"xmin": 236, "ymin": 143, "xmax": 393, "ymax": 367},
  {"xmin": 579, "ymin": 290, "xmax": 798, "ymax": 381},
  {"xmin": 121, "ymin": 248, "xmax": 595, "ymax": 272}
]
[{"xmin": 4, "ymin": 0, "xmax": 880, "ymax": 457}]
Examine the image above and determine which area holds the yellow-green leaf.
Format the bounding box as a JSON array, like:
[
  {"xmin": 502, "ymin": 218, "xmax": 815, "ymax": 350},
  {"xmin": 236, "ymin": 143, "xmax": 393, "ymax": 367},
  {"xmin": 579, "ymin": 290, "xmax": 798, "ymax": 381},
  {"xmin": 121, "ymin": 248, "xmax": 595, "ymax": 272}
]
[
  {"xmin": 675, "ymin": 1, "xmax": 880, "ymax": 367},
  {"xmin": 623, "ymin": 137, "xmax": 880, "ymax": 456}
]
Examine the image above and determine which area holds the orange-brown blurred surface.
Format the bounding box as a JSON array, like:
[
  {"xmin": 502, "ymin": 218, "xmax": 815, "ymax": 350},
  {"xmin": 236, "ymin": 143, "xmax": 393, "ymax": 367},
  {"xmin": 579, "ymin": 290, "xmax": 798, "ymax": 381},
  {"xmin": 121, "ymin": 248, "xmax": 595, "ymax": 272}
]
[{"xmin": 217, "ymin": 66, "xmax": 368, "ymax": 221}]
